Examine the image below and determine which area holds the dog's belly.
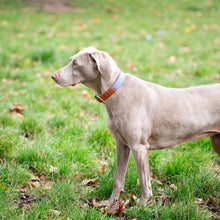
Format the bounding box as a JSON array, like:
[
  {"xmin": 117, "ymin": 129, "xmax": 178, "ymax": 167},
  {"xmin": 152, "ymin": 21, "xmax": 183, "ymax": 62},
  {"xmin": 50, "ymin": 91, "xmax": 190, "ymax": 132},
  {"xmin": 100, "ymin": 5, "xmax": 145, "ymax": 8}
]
[{"xmin": 148, "ymin": 131, "xmax": 218, "ymax": 150}]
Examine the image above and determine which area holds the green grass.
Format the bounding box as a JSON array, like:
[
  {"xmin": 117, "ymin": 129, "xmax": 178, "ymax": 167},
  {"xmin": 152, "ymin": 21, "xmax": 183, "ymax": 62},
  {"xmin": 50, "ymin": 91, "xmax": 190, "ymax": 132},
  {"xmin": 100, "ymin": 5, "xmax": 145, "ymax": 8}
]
[{"xmin": 0, "ymin": 0, "xmax": 220, "ymax": 219}]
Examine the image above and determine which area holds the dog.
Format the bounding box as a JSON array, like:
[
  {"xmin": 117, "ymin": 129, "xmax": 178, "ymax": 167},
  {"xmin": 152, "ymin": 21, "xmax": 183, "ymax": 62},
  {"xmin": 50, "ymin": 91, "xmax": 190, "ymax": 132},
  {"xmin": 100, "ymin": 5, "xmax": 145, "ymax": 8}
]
[{"xmin": 51, "ymin": 47, "xmax": 220, "ymax": 206}]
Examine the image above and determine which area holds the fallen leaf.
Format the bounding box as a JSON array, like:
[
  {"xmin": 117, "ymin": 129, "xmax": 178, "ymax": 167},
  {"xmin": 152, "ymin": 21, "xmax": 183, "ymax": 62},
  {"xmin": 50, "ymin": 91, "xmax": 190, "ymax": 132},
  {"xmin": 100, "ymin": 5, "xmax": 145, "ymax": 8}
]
[
  {"xmin": 155, "ymin": 193, "xmax": 173, "ymax": 206},
  {"xmin": 97, "ymin": 166, "xmax": 105, "ymax": 174},
  {"xmin": 98, "ymin": 160, "xmax": 108, "ymax": 166},
  {"xmin": 176, "ymin": 69, "xmax": 183, "ymax": 76},
  {"xmin": 49, "ymin": 209, "xmax": 61, "ymax": 216},
  {"xmin": 79, "ymin": 201, "xmax": 88, "ymax": 208},
  {"xmin": 36, "ymin": 72, "xmax": 42, "ymax": 78},
  {"xmin": 48, "ymin": 15, "xmax": 56, "ymax": 21},
  {"xmin": 112, "ymin": 14, "xmax": 119, "ymax": 20},
  {"xmin": 169, "ymin": 183, "xmax": 177, "ymax": 190},
  {"xmin": 81, "ymin": 90, "xmax": 91, "ymax": 99},
  {"xmin": 29, "ymin": 173, "xmax": 40, "ymax": 182},
  {"xmin": 213, "ymin": 38, "xmax": 220, "ymax": 45},
  {"xmin": 157, "ymin": 41, "xmax": 165, "ymax": 47},
  {"xmin": 43, "ymin": 181, "xmax": 53, "ymax": 190},
  {"xmin": 101, "ymin": 206, "xmax": 108, "ymax": 214},
  {"xmin": 181, "ymin": 47, "xmax": 191, "ymax": 53},
  {"xmin": 92, "ymin": 198, "xmax": 104, "ymax": 208},
  {"xmin": 31, "ymin": 181, "xmax": 40, "ymax": 188},
  {"xmin": 7, "ymin": 103, "xmax": 25, "ymax": 114},
  {"xmin": 97, "ymin": 160, "xmax": 108, "ymax": 174},
  {"xmin": 167, "ymin": 56, "xmax": 176, "ymax": 64},
  {"xmin": 152, "ymin": 179, "xmax": 163, "ymax": 185},
  {"xmin": 82, "ymin": 178, "xmax": 98, "ymax": 186},
  {"xmin": 22, "ymin": 7, "xmax": 31, "ymax": 12},
  {"xmin": 109, "ymin": 198, "xmax": 129, "ymax": 215},
  {"xmin": 195, "ymin": 198, "xmax": 206, "ymax": 207},
  {"xmin": 92, "ymin": 197, "xmax": 129, "ymax": 215},
  {"xmin": 2, "ymin": 78, "xmax": 12, "ymax": 83},
  {"xmin": 126, "ymin": 193, "xmax": 138, "ymax": 203},
  {"xmin": 92, "ymin": 16, "xmax": 100, "ymax": 24},
  {"xmin": 100, "ymin": 198, "xmax": 128, "ymax": 215},
  {"xmin": 215, "ymin": 74, "xmax": 220, "ymax": 81}
]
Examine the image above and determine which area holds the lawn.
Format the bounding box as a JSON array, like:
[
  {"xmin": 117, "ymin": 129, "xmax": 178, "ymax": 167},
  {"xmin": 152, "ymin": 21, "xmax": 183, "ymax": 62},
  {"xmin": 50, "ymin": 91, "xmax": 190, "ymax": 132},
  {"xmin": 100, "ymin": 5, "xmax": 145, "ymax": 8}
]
[{"xmin": 0, "ymin": 0, "xmax": 220, "ymax": 219}]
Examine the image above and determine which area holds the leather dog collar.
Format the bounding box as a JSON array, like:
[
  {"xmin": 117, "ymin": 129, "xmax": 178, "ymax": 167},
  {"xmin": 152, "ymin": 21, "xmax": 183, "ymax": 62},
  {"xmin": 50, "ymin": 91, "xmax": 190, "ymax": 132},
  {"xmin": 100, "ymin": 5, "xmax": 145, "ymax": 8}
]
[{"xmin": 95, "ymin": 71, "xmax": 125, "ymax": 103}]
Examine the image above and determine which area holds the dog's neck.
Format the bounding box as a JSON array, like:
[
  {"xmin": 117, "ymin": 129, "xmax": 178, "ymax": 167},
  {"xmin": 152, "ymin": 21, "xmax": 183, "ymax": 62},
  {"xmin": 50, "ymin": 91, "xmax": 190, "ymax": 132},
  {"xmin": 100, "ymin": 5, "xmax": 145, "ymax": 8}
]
[{"xmin": 83, "ymin": 69, "xmax": 121, "ymax": 97}]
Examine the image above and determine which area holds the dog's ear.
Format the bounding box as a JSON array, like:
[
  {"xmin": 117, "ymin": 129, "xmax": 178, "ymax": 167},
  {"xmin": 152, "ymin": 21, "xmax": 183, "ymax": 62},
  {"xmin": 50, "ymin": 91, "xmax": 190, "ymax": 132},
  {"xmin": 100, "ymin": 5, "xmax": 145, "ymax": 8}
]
[{"xmin": 90, "ymin": 51, "xmax": 118, "ymax": 82}]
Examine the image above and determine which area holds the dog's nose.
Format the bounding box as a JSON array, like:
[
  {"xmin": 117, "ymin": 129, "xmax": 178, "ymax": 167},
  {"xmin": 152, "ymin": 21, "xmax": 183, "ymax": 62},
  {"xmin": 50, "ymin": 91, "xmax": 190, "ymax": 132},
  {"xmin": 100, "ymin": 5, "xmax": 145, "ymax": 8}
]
[{"xmin": 51, "ymin": 72, "xmax": 58, "ymax": 80}]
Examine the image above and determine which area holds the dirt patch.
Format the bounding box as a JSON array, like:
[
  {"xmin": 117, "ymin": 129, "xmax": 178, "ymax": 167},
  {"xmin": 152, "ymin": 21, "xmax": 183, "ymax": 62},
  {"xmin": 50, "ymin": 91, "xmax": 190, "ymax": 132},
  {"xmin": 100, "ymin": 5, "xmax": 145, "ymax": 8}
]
[
  {"xmin": 14, "ymin": 190, "xmax": 41, "ymax": 209},
  {"xmin": 30, "ymin": 0, "xmax": 80, "ymax": 13},
  {"xmin": 14, "ymin": 172, "xmax": 53, "ymax": 209}
]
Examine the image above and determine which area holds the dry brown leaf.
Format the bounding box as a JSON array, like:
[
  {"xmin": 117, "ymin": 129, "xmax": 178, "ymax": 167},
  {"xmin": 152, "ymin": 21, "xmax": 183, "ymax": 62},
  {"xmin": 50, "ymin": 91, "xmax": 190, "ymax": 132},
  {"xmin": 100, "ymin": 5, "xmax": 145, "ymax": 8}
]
[
  {"xmin": 31, "ymin": 181, "xmax": 40, "ymax": 188},
  {"xmin": 152, "ymin": 178, "xmax": 163, "ymax": 186},
  {"xmin": 82, "ymin": 178, "xmax": 98, "ymax": 186},
  {"xmin": 29, "ymin": 173, "xmax": 40, "ymax": 182},
  {"xmin": 98, "ymin": 160, "xmax": 108, "ymax": 166},
  {"xmin": 157, "ymin": 41, "xmax": 165, "ymax": 47},
  {"xmin": 214, "ymin": 74, "xmax": 220, "ymax": 81},
  {"xmin": 92, "ymin": 198, "xmax": 104, "ymax": 208},
  {"xmin": 109, "ymin": 198, "xmax": 129, "ymax": 215},
  {"xmin": 155, "ymin": 193, "xmax": 173, "ymax": 206},
  {"xmin": 195, "ymin": 198, "xmax": 206, "ymax": 207},
  {"xmin": 176, "ymin": 69, "xmax": 183, "ymax": 76},
  {"xmin": 213, "ymin": 38, "xmax": 220, "ymax": 45},
  {"xmin": 166, "ymin": 56, "xmax": 176, "ymax": 64},
  {"xmin": 79, "ymin": 201, "xmax": 88, "ymax": 208},
  {"xmin": 81, "ymin": 90, "xmax": 91, "ymax": 99},
  {"xmin": 2, "ymin": 78, "xmax": 12, "ymax": 83},
  {"xmin": 7, "ymin": 103, "xmax": 25, "ymax": 114},
  {"xmin": 181, "ymin": 47, "xmax": 191, "ymax": 53},
  {"xmin": 100, "ymin": 206, "xmax": 108, "ymax": 214},
  {"xmin": 126, "ymin": 193, "xmax": 138, "ymax": 203},
  {"xmin": 92, "ymin": 16, "xmax": 100, "ymax": 24},
  {"xmin": 112, "ymin": 14, "xmax": 119, "ymax": 20},
  {"xmin": 43, "ymin": 181, "xmax": 53, "ymax": 190},
  {"xmin": 97, "ymin": 166, "xmax": 105, "ymax": 174},
  {"xmin": 92, "ymin": 198, "xmax": 129, "ymax": 215},
  {"xmin": 169, "ymin": 183, "xmax": 177, "ymax": 190},
  {"xmin": 97, "ymin": 160, "xmax": 108, "ymax": 174},
  {"xmin": 36, "ymin": 72, "xmax": 42, "ymax": 78}
]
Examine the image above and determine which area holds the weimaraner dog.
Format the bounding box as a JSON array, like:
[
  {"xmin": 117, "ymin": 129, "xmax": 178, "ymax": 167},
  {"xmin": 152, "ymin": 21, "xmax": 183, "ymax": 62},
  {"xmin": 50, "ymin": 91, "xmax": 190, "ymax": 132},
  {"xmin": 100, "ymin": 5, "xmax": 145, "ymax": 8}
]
[{"xmin": 52, "ymin": 47, "xmax": 220, "ymax": 206}]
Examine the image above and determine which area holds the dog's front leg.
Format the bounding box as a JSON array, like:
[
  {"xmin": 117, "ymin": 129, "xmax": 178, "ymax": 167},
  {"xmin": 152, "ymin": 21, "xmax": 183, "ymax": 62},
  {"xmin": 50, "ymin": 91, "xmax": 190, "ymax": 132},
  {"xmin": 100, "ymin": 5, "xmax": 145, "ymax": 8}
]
[
  {"xmin": 131, "ymin": 144, "xmax": 152, "ymax": 206},
  {"xmin": 102, "ymin": 143, "xmax": 130, "ymax": 207}
]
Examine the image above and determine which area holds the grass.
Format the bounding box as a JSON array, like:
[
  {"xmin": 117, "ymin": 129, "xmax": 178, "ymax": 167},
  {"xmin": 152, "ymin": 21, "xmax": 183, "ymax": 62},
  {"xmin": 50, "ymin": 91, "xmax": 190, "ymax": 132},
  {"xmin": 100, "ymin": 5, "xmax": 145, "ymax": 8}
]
[{"xmin": 0, "ymin": 0, "xmax": 220, "ymax": 219}]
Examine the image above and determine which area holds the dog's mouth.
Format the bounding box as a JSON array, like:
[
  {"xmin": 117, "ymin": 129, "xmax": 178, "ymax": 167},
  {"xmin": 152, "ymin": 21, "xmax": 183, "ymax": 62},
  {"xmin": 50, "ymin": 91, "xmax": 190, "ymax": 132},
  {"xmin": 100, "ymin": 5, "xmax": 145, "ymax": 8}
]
[{"xmin": 71, "ymin": 83, "xmax": 77, "ymax": 87}]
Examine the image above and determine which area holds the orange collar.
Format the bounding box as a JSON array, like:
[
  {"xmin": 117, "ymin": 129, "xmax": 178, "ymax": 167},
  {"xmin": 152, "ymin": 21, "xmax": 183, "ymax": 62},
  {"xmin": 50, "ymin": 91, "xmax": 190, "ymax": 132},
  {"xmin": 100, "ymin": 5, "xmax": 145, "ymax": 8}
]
[{"xmin": 95, "ymin": 72, "xmax": 125, "ymax": 103}]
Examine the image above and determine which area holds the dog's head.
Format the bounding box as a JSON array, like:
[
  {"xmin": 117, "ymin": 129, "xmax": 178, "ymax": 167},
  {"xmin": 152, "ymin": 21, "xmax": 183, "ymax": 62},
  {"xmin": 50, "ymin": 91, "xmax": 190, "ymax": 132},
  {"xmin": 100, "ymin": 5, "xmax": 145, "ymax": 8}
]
[{"xmin": 51, "ymin": 47, "xmax": 118, "ymax": 87}]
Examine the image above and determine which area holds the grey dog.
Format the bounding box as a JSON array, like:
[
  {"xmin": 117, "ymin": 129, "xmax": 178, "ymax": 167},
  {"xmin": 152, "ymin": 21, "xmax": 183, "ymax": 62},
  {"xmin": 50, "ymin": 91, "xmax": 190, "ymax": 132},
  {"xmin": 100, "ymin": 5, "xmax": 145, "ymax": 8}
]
[{"xmin": 52, "ymin": 47, "xmax": 220, "ymax": 206}]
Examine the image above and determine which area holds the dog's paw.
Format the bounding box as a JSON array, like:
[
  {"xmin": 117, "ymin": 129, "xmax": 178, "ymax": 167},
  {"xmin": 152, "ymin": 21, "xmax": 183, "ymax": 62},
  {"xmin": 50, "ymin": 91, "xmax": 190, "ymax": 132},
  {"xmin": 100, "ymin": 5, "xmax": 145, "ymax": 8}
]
[{"xmin": 139, "ymin": 194, "xmax": 152, "ymax": 206}]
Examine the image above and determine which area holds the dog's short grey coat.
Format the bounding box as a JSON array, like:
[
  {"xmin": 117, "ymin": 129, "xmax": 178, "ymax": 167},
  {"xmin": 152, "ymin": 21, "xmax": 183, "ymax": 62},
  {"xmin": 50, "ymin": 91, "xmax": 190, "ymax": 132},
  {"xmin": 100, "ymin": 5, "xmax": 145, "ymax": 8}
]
[{"xmin": 52, "ymin": 47, "xmax": 220, "ymax": 206}]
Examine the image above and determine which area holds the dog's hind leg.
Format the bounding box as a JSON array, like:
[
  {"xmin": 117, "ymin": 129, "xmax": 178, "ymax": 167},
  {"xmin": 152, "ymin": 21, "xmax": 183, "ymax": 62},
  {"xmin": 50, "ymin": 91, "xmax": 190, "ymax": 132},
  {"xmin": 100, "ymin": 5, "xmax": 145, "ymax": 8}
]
[{"xmin": 210, "ymin": 134, "xmax": 220, "ymax": 157}]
